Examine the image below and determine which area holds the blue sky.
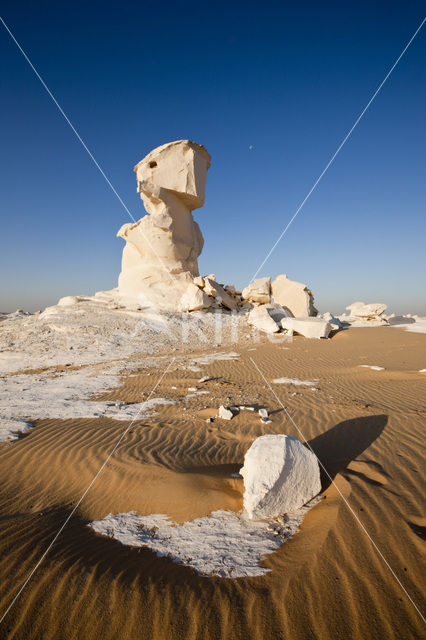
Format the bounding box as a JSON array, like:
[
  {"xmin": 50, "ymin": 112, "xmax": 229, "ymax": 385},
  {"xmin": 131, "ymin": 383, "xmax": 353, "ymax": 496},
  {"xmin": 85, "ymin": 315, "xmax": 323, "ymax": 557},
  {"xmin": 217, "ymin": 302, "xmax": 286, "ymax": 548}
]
[{"xmin": 1, "ymin": 1, "xmax": 425, "ymax": 314}]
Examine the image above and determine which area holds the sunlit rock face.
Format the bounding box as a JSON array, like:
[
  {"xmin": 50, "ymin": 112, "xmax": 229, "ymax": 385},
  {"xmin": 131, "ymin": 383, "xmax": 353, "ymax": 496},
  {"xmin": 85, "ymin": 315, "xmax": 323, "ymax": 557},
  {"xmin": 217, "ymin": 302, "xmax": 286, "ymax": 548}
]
[{"xmin": 117, "ymin": 140, "xmax": 211, "ymax": 309}]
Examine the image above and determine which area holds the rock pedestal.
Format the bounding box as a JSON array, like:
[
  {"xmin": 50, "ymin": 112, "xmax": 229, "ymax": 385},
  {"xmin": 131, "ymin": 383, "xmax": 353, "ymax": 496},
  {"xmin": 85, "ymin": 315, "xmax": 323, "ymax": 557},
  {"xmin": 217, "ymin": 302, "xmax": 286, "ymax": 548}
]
[{"xmin": 117, "ymin": 140, "xmax": 211, "ymax": 309}]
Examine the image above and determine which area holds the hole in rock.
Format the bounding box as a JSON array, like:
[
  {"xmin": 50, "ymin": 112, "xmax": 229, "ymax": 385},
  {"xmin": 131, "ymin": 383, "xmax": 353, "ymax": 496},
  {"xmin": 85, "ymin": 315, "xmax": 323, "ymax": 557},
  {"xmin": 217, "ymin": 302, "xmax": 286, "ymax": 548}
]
[{"xmin": 149, "ymin": 161, "xmax": 157, "ymax": 168}]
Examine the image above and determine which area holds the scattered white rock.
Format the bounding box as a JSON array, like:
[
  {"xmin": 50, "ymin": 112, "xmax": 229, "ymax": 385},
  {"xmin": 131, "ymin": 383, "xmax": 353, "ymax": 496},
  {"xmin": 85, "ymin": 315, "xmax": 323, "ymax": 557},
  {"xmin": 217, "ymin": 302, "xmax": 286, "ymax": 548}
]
[
  {"xmin": 260, "ymin": 418, "xmax": 272, "ymax": 424},
  {"xmin": 281, "ymin": 317, "xmax": 331, "ymax": 339},
  {"xmin": 239, "ymin": 406, "xmax": 255, "ymax": 411},
  {"xmin": 198, "ymin": 375, "xmax": 210, "ymax": 383},
  {"xmin": 240, "ymin": 434, "xmax": 321, "ymax": 519},
  {"xmin": 272, "ymin": 377, "xmax": 318, "ymax": 386},
  {"xmin": 188, "ymin": 386, "xmax": 198, "ymax": 392},
  {"xmin": 358, "ymin": 365, "xmax": 385, "ymax": 371},
  {"xmin": 202, "ymin": 278, "xmax": 238, "ymax": 310},
  {"xmin": 271, "ymin": 274, "xmax": 317, "ymax": 317},
  {"xmin": 247, "ymin": 306, "xmax": 280, "ymax": 334},
  {"xmin": 258, "ymin": 408, "xmax": 268, "ymax": 418},
  {"xmin": 218, "ymin": 405, "xmax": 234, "ymax": 420},
  {"xmin": 242, "ymin": 277, "xmax": 271, "ymax": 304}
]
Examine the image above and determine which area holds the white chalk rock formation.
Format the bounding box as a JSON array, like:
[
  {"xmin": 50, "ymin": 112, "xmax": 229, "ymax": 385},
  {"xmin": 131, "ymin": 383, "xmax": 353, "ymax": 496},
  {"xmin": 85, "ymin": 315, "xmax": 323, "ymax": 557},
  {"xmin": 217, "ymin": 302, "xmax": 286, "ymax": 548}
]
[
  {"xmin": 346, "ymin": 302, "xmax": 387, "ymax": 320},
  {"xmin": 242, "ymin": 277, "xmax": 271, "ymax": 304},
  {"xmin": 247, "ymin": 306, "xmax": 280, "ymax": 334},
  {"xmin": 117, "ymin": 140, "xmax": 211, "ymax": 309},
  {"xmin": 202, "ymin": 277, "xmax": 238, "ymax": 310},
  {"xmin": 240, "ymin": 434, "xmax": 321, "ymax": 519},
  {"xmin": 179, "ymin": 283, "xmax": 212, "ymax": 312},
  {"xmin": 321, "ymin": 311, "xmax": 343, "ymax": 331},
  {"xmin": 271, "ymin": 274, "xmax": 317, "ymax": 317},
  {"xmin": 281, "ymin": 317, "xmax": 332, "ymax": 339}
]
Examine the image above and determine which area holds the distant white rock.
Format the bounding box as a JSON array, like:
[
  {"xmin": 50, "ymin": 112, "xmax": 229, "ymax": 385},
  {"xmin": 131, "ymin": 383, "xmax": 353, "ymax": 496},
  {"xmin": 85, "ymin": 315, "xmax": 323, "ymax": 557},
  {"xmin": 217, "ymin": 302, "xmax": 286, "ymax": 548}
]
[
  {"xmin": 358, "ymin": 365, "xmax": 385, "ymax": 371},
  {"xmin": 240, "ymin": 434, "xmax": 321, "ymax": 519},
  {"xmin": 281, "ymin": 317, "xmax": 332, "ymax": 339},
  {"xmin": 247, "ymin": 306, "xmax": 280, "ymax": 334},
  {"xmin": 271, "ymin": 274, "xmax": 317, "ymax": 317},
  {"xmin": 57, "ymin": 296, "xmax": 81, "ymax": 307},
  {"xmin": 272, "ymin": 377, "xmax": 318, "ymax": 386},
  {"xmin": 346, "ymin": 302, "xmax": 387, "ymax": 320},
  {"xmin": 242, "ymin": 277, "xmax": 271, "ymax": 304}
]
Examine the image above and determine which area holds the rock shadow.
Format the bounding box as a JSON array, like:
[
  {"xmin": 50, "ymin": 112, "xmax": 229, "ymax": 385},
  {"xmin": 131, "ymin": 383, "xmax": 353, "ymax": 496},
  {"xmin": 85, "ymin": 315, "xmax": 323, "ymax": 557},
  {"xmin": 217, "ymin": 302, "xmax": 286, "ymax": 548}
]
[{"xmin": 307, "ymin": 414, "xmax": 388, "ymax": 490}]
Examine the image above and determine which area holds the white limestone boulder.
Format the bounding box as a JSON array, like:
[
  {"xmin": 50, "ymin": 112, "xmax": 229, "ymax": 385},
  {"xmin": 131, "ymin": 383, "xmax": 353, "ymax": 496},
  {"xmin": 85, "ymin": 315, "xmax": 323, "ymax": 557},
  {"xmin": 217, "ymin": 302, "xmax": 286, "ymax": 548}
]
[
  {"xmin": 247, "ymin": 306, "xmax": 280, "ymax": 333},
  {"xmin": 321, "ymin": 311, "xmax": 343, "ymax": 331},
  {"xmin": 242, "ymin": 277, "xmax": 271, "ymax": 304},
  {"xmin": 179, "ymin": 283, "xmax": 212, "ymax": 312},
  {"xmin": 240, "ymin": 434, "xmax": 321, "ymax": 519},
  {"xmin": 271, "ymin": 274, "xmax": 317, "ymax": 317},
  {"xmin": 281, "ymin": 317, "xmax": 332, "ymax": 339},
  {"xmin": 346, "ymin": 302, "xmax": 387, "ymax": 319}
]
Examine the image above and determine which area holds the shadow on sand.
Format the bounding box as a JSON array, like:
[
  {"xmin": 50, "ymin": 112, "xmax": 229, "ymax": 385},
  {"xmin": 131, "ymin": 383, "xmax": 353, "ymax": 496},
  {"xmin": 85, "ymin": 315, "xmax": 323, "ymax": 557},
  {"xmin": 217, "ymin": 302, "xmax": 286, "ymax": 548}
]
[{"xmin": 308, "ymin": 414, "xmax": 388, "ymax": 490}]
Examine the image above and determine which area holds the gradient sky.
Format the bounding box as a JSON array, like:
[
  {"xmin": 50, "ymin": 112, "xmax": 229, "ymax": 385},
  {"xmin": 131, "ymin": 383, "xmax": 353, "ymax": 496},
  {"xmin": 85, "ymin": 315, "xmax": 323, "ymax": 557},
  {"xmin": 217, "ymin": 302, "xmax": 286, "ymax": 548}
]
[{"xmin": 1, "ymin": 1, "xmax": 425, "ymax": 314}]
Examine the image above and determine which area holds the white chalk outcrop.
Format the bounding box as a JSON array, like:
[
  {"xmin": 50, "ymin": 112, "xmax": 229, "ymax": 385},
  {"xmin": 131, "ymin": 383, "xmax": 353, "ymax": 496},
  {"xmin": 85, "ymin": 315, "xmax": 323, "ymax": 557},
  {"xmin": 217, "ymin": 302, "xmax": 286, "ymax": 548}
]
[
  {"xmin": 240, "ymin": 434, "xmax": 321, "ymax": 519},
  {"xmin": 280, "ymin": 317, "xmax": 332, "ymax": 339},
  {"xmin": 117, "ymin": 140, "xmax": 211, "ymax": 310},
  {"xmin": 242, "ymin": 277, "xmax": 271, "ymax": 304},
  {"xmin": 346, "ymin": 302, "xmax": 388, "ymax": 323},
  {"xmin": 271, "ymin": 274, "xmax": 317, "ymax": 317},
  {"xmin": 247, "ymin": 306, "xmax": 280, "ymax": 334}
]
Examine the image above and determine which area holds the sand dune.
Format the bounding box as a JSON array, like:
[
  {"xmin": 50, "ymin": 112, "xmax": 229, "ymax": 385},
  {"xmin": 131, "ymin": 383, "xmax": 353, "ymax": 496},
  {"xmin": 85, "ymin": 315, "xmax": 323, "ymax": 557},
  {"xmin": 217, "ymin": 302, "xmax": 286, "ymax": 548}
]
[{"xmin": 0, "ymin": 327, "xmax": 425, "ymax": 639}]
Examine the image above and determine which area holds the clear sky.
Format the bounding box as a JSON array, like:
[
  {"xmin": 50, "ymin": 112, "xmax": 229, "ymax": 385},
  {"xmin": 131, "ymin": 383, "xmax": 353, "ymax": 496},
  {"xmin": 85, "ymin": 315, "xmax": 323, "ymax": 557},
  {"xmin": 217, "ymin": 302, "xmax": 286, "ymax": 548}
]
[{"xmin": 1, "ymin": 1, "xmax": 425, "ymax": 315}]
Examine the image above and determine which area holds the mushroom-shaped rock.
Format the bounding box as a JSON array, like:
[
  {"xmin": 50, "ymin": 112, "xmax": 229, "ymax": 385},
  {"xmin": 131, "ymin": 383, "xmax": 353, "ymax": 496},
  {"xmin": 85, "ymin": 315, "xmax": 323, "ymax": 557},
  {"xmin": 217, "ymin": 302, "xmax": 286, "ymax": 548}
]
[
  {"xmin": 240, "ymin": 434, "xmax": 321, "ymax": 519},
  {"xmin": 117, "ymin": 140, "xmax": 211, "ymax": 310},
  {"xmin": 247, "ymin": 306, "xmax": 280, "ymax": 333},
  {"xmin": 280, "ymin": 317, "xmax": 332, "ymax": 339},
  {"xmin": 242, "ymin": 277, "xmax": 271, "ymax": 304},
  {"xmin": 271, "ymin": 274, "xmax": 317, "ymax": 317}
]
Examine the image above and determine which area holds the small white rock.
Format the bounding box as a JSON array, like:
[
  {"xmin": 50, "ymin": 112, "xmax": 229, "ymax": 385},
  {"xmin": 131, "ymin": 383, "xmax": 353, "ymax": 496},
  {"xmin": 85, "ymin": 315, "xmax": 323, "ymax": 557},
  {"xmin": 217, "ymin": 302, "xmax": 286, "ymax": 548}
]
[
  {"xmin": 258, "ymin": 408, "xmax": 268, "ymax": 418},
  {"xmin": 218, "ymin": 405, "xmax": 234, "ymax": 420}
]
